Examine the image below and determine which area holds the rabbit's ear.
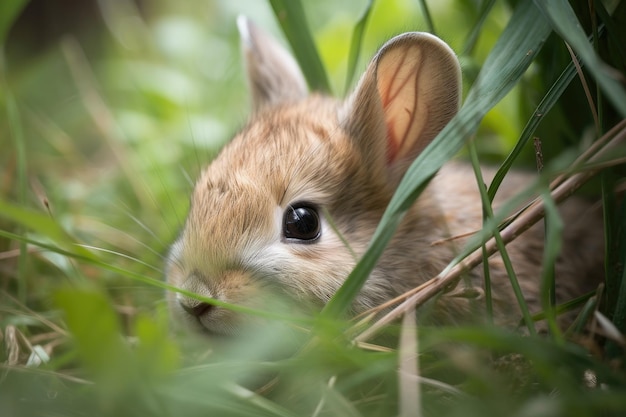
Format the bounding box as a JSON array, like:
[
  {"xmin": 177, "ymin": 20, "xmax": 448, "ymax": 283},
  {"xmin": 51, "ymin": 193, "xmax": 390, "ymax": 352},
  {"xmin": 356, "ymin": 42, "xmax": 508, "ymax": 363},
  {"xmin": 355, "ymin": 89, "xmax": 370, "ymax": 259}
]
[
  {"xmin": 237, "ymin": 16, "xmax": 308, "ymax": 113},
  {"xmin": 343, "ymin": 32, "xmax": 461, "ymax": 184}
]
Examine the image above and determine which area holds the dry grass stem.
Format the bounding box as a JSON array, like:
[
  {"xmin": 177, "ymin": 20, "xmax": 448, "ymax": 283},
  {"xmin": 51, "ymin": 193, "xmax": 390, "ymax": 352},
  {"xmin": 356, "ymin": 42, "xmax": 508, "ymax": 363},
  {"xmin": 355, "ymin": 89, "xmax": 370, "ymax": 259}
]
[
  {"xmin": 398, "ymin": 307, "xmax": 420, "ymax": 417},
  {"xmin": 565, "ymin": 42, "xmax": 600, "ymax": 132}
]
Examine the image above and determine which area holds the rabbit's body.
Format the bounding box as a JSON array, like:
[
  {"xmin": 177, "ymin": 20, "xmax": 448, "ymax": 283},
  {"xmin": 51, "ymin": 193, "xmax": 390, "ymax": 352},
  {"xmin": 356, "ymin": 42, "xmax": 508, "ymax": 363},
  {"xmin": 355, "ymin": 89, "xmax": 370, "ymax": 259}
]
[{"xmin": 166, "ymin": 18, "xmax": 604, "ymax": 335}]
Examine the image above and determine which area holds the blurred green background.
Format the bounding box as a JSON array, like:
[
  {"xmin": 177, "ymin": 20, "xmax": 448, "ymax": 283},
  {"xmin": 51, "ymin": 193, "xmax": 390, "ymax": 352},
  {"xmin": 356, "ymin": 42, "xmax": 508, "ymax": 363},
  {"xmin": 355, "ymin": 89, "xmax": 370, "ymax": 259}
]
[{"xmin": 1, "ymin": 1, "xmax": 626, "ymax": 416}]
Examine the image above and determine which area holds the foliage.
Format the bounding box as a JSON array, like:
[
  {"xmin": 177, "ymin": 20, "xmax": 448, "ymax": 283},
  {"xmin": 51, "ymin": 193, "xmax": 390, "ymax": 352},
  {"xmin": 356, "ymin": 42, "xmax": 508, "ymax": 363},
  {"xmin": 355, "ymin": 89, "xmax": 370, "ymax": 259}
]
[{"xmin": 1, "ymin": 0, "xmax": 625, "ymax": 416}]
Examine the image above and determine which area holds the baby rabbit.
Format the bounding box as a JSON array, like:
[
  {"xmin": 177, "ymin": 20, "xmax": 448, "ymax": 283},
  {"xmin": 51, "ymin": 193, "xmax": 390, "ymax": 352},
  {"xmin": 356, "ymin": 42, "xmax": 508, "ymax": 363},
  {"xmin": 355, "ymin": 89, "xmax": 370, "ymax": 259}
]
[{"xmin": 166, "ymin": 17, "xmax": 604, "ymax": 335}]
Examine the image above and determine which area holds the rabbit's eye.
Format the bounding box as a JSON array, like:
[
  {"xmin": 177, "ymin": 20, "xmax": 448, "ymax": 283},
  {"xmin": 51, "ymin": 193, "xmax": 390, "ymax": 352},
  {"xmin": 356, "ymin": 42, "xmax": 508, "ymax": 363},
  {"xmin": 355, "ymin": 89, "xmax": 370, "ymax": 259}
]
[{"xmin": 283, "ymin": 204, "xmax": 321, "ymax": 242}]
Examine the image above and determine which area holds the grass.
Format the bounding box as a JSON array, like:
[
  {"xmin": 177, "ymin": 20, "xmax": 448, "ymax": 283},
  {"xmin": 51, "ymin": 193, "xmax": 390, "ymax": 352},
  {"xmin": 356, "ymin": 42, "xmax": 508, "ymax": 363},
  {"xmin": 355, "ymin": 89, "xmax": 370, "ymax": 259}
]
[{"xmin": 1, "ymin": 0, "xmax": 626, "ymax": 416}]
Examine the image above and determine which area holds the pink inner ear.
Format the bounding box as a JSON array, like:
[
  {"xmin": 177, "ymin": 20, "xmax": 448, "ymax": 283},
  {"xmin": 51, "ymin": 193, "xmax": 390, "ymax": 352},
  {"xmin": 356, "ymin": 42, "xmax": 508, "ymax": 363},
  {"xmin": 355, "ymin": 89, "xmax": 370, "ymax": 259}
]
[
  {"xmin": 378, "ymin": 51, "xmax": 422, "ymax": 166},
  {"xmin": 386, "ymin": 121, "xmax": 400, "ymax": 164},
  {"xmin": 353, "ymin": 33, "xmax": 460, "ymax": 173}
]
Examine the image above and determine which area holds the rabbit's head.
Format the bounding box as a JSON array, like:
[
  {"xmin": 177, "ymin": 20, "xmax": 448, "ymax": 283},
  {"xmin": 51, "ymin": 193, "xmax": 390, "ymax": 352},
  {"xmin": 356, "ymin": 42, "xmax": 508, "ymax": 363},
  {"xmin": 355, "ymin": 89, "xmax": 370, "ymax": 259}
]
[{"xmin": 166, "ymin": 17, "xmax": 461, "ymax": 335}]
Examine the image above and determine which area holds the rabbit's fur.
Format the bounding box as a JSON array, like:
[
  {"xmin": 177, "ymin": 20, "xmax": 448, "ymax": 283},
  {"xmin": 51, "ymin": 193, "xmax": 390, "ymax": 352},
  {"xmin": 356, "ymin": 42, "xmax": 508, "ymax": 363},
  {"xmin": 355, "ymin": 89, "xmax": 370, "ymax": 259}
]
[{"xmin": 166, "ymin": 18, "xmax": 604, "ymax": 335}]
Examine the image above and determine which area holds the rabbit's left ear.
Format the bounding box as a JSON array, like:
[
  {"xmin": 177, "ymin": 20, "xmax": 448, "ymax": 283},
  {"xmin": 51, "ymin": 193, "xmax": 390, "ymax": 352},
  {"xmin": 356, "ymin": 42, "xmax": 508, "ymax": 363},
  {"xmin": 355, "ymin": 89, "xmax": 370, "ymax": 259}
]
[
  {"xmin": 342, "ymin": 32, "xmax": 461, "ymax": 184},
  {"xmin": 237, "ymin": 16, "xmax": 308, "ymax": 113}
]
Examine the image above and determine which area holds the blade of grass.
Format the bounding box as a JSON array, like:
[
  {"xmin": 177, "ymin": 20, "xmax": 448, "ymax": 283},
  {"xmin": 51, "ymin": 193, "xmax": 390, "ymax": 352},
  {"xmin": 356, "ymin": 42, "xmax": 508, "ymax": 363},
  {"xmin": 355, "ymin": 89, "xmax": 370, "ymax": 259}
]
[
  {"xmin": 0, "ymin": 198, "xmax": 94, "ymax": 260},
  {"xmin": 313, "ymin": 383, "xmax": 362, "ymax": 417},
  {"xmin": 539, "ymin": 189, "xmax": 564, "ymax": 341},
  {"xmin": 531, "ymin": 290, "xmax": 596, "ymax": 323},
  {"xmin": 565, "ymin": 42, "xmax": 600, "ymax": 133},
  {"xmin": 595, "ymin": 0, "xmax": 626, "ymax": 68},
  {"xmin": 535, "ymin": 137, "xmax": 557, "ymax": 320},
  {"xmin": 466, "ymin": 140, "xmax": 492, "ymax": 325},
  {"xmin": 602, "ymin": 170, "xmax": 620, "ymax": 310},
  {"xmin": 322, "ymin": 0, "xmax": 552, "ymax": 319},
  {"xmin": 227, "ymin": 384, "xmax": 301, "ymax": 417},
  {"xmin": 604, "ymin": 179, "xmax": 626, "ymax": 358},
  {"xmin": 422, "ymin": 326, "xmax": 613, "ymax": 381},
  {"xmin": 268, "ymin": 0, "xmax": 331, "ymax": 93},
  {"xmin": 344, "ymin": 0, "xmax": 374, "ymax": 95},
  {"xmin": 567, "ymin": 290, "xmax": 600, "ymax": 336},
  {"xmin": 6, "ymin": 92, "xmax": 28, "ymax": 303},
  {"xmin": 54, "ymin": 289, "xmax": 133, "ymax": 389},
  {"xmin": 488, "ymin": 54, "xmax": 580, "ymax": 201},
  {"xmin": 0, "ymin": 0, "xmax": 28, "ymax": 45},
  {"xmin": 417, "ymin": 0, "xmax": 436, "ymax": 35},
  {"xmin": 462, "ymin": 0, "xmax": 497, "ymax": 55},
  {"xmin": 468, "ymin": 139, "xmax": 536, "ymax": 335},
  {"xmin": 0, "ymin": 228, "xmax": 314, "ymax": 327},
  {"xmin": 534, "ymin": 0, "xmax": 626, "ymax": 117},
  {"xmin": 589, "ymin": 0, "xmax": 603, "ymax": 134},
  {"xmin": 467, "ymin": 137, "xmax": 495, "ymax": 323}
]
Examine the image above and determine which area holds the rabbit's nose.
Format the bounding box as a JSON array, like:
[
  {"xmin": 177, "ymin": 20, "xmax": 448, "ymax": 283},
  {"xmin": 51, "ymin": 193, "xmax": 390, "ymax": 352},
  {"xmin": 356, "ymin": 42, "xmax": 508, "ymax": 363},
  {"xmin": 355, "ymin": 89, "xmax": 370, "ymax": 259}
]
[
  {"xmin": 176, "ymin": 270, "xmax": 216, "ymax": 318},
  {"xmin": 180, "ymin": 299, "xmax": 213, "ymax": 317}
]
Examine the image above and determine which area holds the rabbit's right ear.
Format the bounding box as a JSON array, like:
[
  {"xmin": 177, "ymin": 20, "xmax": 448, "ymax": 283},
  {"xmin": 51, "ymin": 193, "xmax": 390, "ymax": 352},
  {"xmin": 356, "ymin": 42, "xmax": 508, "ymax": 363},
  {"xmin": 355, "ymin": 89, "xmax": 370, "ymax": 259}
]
[
  {"xmin": 237, "ymin": 16, "xmax": 308, "ymax": 113},
  {"xmin": 342, "ymin": 33, "xmax": 461, "ymax": 185}
]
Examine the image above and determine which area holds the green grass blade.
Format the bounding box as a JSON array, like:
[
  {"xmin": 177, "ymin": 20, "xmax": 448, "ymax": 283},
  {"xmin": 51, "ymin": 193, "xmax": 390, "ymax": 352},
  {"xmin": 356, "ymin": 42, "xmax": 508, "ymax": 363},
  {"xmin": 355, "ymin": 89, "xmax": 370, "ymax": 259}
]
[
  {"xmin": 0, "ymin": 0, "xmax": 28, "ymax": 45},
  {"xmin": 268, "ymin": 0, "xmax": 331, "ymax": 93},
  {"xmin": 344, "ymin": 0, "xmax": 374, "ymax": 94},
  {"xmin": 488, "ymin": 58, "xmax": 579, "ymax": 201},
  {"xmin": 539, "ymin": 189, "xmax": 564, "ymax": 341},
  {"xmin": 6, "ymin": 92, "xmax": 28, "ymax": 302},
  {"xmin": 0, "ymin": 228, "xmax": 314, "ymax": 327},
  {"xmin": 468, "ymin": 140, "xmax": 494, "ymax": 324},
  {"xmin": 322, "ymin": 0, "xmax": 552, "ymax": 319},
  {"xmin": 54, "ymin": 288, "xmax": 132, "ymax": 382},
  {"xmin": 534, "ymin": 0, "xmax": 626, "ymax": 117},
  {"xmin": 604, "ymin": 174, "xmax": 626, "ymax": 357},
  {"xmin": 462, "ymin": 0, "xmax": 497, "ymax": 55},
  {"xmin": 417, "ymin": 0, "xmax": 436, "ymax": 35},
  {"xmin": 468, "ymin": 140, "xmax": 537, "ymax": 335},
  {"xmin": 595, "ymin": 1, "xmax": 626, "ymax": 68},
  {"xmin": 0, "ymin": 198, "xmax": 94, "ymax": 260}
]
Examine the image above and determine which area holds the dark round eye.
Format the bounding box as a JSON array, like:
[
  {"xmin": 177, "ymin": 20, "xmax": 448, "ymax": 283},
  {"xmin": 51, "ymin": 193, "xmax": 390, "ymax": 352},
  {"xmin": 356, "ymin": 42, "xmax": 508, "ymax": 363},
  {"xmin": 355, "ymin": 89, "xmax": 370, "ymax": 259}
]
[{"xmin": 283, "ymin": 204, "xmax": 321, "ymax": 242}]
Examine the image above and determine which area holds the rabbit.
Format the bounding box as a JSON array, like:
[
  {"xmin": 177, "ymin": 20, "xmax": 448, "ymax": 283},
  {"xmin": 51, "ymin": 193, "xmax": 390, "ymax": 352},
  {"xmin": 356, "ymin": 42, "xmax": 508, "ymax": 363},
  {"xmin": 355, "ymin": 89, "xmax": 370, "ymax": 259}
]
[{"xmin": 165, "ymin": 17, "xmax": 605, "ymax": 336}]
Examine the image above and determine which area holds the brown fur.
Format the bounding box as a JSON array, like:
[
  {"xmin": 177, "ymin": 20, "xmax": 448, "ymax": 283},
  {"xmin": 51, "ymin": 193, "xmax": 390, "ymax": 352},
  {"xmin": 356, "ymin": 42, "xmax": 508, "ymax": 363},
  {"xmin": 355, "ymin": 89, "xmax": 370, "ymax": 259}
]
[{"xmin": 166, "ymin": 18, "xmax": 604, "ymax": 335}]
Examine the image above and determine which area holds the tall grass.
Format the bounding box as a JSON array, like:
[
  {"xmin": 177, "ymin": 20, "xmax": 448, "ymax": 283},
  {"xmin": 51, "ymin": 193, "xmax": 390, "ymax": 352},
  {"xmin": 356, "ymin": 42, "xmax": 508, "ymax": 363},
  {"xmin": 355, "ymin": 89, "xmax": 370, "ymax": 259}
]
[{"xmin": 1, "ymin": 1, "xmax": 625, "ymax": 416}]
